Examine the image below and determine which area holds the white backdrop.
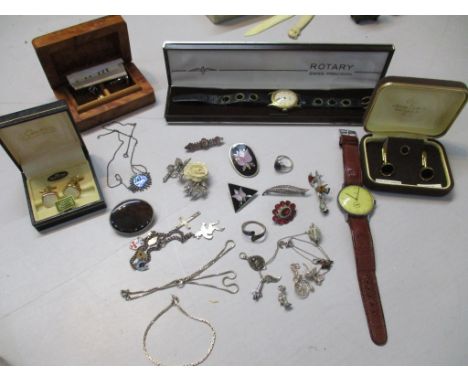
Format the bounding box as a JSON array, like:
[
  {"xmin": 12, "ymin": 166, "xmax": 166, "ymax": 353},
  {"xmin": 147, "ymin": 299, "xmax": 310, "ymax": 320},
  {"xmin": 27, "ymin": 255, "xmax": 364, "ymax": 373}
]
[{"xmin": 0, "ymin": 15, "xmax": 467, "ymax": 366}]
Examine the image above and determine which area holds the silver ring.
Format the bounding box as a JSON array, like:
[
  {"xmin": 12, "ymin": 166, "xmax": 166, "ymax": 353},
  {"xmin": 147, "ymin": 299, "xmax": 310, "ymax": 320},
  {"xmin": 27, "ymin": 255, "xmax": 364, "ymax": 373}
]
[
  {"xmin": 241, "ymin": 221, "xmax": 267, "ymax": 242},
  {"xmin": 274, "ymin": 155, "xmax": 294, "ymax": 173}
]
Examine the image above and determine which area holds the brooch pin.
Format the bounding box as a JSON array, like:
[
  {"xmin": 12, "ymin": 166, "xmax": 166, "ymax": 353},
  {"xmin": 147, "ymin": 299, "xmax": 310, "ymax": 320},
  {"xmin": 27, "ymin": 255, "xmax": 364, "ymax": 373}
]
[
  {"xmin": 308, "ymin": 171, "xmax": 330, "ymax": 214},
  {"xmin": 262, "ymin": 185, "xmax": 309, "ymax": 196},
  {"xmin": 272, "ymin": 200, "xmax": 297, "ymax": 225},
  {"xmin": 229, "ymin": 143, "xmax": 259, "ymax": 177},
  {"xmin": 228, "ymin": 183, "xmax": 258, "ymax": 213},
  {"xmin": 185, "ymin": 136, "xmax": 224, "ymax": 152},
  {"xmin": 163, "ymin": 158, "xmax": 209, "ymax": 200}
]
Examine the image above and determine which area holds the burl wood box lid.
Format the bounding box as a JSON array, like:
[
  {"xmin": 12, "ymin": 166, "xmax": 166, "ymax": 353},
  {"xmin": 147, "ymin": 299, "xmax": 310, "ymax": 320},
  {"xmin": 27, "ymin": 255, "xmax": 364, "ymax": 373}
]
[{"xmin": 32, "ymin": 16, "xmax": 155, "ymax": 131}]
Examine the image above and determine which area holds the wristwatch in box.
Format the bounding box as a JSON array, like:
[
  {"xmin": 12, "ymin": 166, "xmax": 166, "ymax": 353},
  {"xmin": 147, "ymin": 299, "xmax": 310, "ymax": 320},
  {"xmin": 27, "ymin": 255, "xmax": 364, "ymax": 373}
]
[
  {"xmin": 337, "ymin": 129, "xmax": 387, "ymax": 346},
  {"xmin": 173, "ymin": 89, "xmax": 369, "ymax": 111}
]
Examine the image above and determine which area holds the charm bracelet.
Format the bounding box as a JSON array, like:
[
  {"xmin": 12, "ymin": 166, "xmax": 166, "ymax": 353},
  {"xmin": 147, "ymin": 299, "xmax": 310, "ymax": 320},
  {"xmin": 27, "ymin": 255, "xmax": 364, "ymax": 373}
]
[
  {"xmin": 129, "ymin": 211, "xmax": 224, "ymax": 271},
  {"xmin": 143, "ymin": 295, "xmax": 216, "ymax": 366}
]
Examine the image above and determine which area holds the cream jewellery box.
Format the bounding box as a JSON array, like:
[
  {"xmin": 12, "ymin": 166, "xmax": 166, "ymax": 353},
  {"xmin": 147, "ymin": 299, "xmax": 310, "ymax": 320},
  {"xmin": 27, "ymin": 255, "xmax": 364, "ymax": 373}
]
[
  {"xmin": 360, "ymin": 76, "xmax": 467, "ymax": 196},
  {"xmin": 0, "ymin": 100, "xmax": 106, "ymax": 230}
]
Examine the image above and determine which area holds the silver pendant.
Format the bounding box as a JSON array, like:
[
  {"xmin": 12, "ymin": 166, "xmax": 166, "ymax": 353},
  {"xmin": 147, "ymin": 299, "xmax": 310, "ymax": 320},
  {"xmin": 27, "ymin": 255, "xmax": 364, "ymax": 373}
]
[
  {"xmin": 163, "ymin": 158, "xmax": 191, "ymax": 183},
  {"xmin": 239, "ymin": 252, "xmax": 266, "ymax": 271},
  {"xmin": 278, "ymin": 285, "xmax": 293, "ymax": 311},
  {"xmin": 129, "ymin": 172, "xmax": 152, "ymax": 192},
  {"xmin": 194, "ymin": 221, "xmax": 225, "ymax": 240},
  {"xmin": 306, "ymin": 223, "xmax": 322, "ymax": 245},
  {"xmin": 252, "ymin": 274, "xmax": 281, "ymax": 301}
]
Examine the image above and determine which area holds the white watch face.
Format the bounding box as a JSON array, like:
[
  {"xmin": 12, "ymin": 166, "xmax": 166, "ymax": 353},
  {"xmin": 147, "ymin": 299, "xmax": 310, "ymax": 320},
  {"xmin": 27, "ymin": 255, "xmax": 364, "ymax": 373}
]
[{"xmin": 270, "ymin": 90, "xmax": 299, "ymax": 110}]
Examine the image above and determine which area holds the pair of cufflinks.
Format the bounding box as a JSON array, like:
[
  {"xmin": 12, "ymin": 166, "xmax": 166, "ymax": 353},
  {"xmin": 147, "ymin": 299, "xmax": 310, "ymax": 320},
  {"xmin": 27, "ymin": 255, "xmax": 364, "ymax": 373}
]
[
  {"xmin": 380, "ymin": 143, "xmax": 434, "ymax": 182},
  {"xmin": 40, "ymin": 175, "xmax": 83, "ymax": 208}
]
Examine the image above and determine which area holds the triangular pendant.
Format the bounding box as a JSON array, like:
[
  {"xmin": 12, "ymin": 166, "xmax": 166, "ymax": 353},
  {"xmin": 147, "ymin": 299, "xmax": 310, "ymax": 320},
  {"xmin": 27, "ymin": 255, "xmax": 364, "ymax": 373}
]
[{"xmin": 228, "ymin": 183, "xmax": 258, "ymax": 213}]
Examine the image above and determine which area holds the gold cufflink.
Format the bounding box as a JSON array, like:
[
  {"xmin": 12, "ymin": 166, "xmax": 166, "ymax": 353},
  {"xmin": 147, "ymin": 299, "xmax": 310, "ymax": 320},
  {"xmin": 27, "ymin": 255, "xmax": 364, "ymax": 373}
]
[
  {"xmin": 419, "ymin": 151, "xmax": 434, "ymax": 181},
  {"xmin": 63, "ymin": 176, "xmax": 84, "ymax": 199},
  {"xmin": 41, "ymin": 186, "xmax": 58, "ymax": 208},
  {"xmin": 380, "ymin": 140, "xmax": 395, "ymax": 177}
]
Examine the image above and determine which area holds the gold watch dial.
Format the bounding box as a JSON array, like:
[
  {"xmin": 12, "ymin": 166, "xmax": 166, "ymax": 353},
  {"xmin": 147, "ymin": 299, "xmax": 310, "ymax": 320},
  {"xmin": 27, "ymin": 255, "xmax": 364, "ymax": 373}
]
[
  {"xmin": 338, "ymin": 185, "xmax": 375, "ymax": 216},
  {"xmin": 270, "ymin": 90, "xmax": 299, "ymax": 111}
]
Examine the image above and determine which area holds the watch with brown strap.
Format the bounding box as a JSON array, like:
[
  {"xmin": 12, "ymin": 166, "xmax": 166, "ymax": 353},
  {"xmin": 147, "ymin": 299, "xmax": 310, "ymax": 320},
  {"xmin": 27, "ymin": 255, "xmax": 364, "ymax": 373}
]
[{"xmin": 337, "ymin": 129, "xmax": 388, "ymax": 346}]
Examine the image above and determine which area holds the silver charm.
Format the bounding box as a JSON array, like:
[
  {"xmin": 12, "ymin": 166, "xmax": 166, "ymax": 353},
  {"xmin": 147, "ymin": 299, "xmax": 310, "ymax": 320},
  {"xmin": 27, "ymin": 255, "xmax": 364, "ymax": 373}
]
[
  {"xmin": 252, "ymin": 274, "xmax": 281, "ymax": 301},
  {"xmin": 291, "ymin": 263, "xmax": 313, "ymax": 298},
  {"xmin": 303, "ymin": 263, "xmax": 325, "ymax": 286},
  {"xmin": 308, "ymin": 171, "xmax": 330, "ymax": 214},
  {"xmin": 306, "ymin": 223, "xmax": 322, "ymax": 245},
  {"xmin": 128, "ymin": 212, "xmax": 203, "ymax": 271},
  {"xmin": 278, "ymin": 285, "xmax": 292, "ymax": 311},
  {"xmin": 262, "ymin": 185, "xmax": 309, "ymax": 196},
  {"xmin": 239, "ymin": 252, "xmax": 266, "ymax": 271},
  {"xmin": 163, "ymin": 158, "xmax": 191, "ymax": 183},
  {"xmin": 194, "ymin": 222, "xmax": 225, "ymax": 240},
  {"xmin": 176, "ymin": 211, "xmax": 201, "ymax": 229}
]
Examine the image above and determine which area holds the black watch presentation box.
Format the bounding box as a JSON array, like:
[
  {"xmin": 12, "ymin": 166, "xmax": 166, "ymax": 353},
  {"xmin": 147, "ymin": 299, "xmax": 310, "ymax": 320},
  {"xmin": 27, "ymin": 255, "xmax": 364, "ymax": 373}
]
[
  {"xmin": 360, "ymin": 76, "xmax": 467, "ymax": 196},
  {"xmin": 163, "ymin": 42, "xmax": 394, "ymax": 124},
  {"xmin": 0, "ymin": 100, "xmax": 106, "ymax": 231}
]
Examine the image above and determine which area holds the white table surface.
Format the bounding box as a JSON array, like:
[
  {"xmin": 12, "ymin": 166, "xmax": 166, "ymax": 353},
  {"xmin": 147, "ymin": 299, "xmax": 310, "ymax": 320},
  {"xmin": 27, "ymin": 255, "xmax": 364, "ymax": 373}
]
[{"xmin": 0, "ymin": 15, "xmax": 467, "ymax": 366}]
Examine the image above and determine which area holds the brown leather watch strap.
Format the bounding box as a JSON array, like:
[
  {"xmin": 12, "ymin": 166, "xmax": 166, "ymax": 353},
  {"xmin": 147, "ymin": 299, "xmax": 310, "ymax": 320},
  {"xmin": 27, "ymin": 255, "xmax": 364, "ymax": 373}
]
[
  {"xmin": 339, "ymin": 131, "xmax": 362, "ymax": 186},
  {"xmin": 348, "ymin": 216, "xmax": 387, "ymax": 345}
]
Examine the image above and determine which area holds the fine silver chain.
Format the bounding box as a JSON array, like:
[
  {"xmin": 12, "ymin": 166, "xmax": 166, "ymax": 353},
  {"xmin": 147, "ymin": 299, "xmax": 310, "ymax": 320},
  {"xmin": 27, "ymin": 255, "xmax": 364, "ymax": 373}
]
[
  {"xmin": 143, "ymin": 295, "xmax": 216, "ymax": 366},
  {"xmin": 122, "ymin": 240, "xmax": 238, "ymax": 301}
]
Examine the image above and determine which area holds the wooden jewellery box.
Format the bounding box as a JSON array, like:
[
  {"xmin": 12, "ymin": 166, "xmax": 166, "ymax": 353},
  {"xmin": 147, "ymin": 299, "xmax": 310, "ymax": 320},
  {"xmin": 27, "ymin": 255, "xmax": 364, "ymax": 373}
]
[
  {"xmin": 0, "ymin": 100, "xmax": 106, "ymax": 231},
  {"xmin": 32, "ymin": 16, "xmax": 155, "ymax": 132},
  {"xmin": 164, "ymin": 42, "xmax": 394, "ymax": 124},
  {"xmin": 360, "ymin": 76, "xmax": 467, "ymax": 196}
]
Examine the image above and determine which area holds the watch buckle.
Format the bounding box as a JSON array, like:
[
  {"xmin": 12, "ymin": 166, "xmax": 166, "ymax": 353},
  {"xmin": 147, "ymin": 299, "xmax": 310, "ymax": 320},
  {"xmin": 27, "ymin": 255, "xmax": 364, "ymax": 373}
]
[{"xmin": 339, "ymin": 129, "xmax": 357, "ymax": 137}]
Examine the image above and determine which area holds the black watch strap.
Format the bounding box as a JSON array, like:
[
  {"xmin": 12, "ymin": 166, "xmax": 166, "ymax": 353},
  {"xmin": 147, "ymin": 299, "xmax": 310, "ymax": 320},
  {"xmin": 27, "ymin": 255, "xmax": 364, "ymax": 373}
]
[
  {"xmin": 173, "ymin": 92, "xmax": 270, "ymax": 105},
  {"xmin": 305, "ymin": 96, "xmax": 367, "ymax": 109}
]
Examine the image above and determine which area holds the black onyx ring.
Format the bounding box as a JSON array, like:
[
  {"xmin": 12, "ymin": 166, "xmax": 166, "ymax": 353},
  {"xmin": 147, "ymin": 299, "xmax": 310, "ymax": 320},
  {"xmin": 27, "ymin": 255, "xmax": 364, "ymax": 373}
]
[
  {"xmin": 241, "ymin": 221, "xmax": 267, "ymax": 242},
  {"xmin": 274, "ymin": 155, "xmax": 294, "ymax": 173}
]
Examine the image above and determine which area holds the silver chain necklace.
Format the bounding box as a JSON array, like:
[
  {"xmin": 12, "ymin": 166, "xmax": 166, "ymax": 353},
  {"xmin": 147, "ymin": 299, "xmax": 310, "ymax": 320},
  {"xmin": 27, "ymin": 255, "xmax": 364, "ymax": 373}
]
[
  {"xmin": 97, "ymin": 121, "xmax": 152, "ymax": 192},
  {"xmin": 121, "ymin": 240, "xmax": 239, "ymax": 301}
]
